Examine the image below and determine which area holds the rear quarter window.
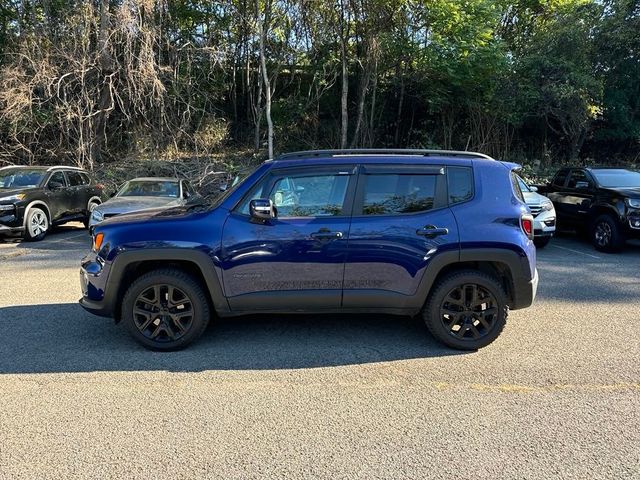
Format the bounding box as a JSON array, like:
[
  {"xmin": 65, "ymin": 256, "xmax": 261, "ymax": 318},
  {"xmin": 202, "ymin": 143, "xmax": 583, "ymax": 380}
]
[
  {"xmin": 510, "ymin": 172, "xmax": 525, "ymax": 202},
  {"xmin": 447, "ymin": 167, "xmax": 473, "ymax": 205}
]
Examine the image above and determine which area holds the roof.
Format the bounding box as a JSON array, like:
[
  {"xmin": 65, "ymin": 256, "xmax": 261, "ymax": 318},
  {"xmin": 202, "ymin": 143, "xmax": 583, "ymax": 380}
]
[
  {"xmin": 0, "ymin": 165, "xmax": 86, "ymax": 172},
  {"xmin": 127, "ymin": 177, "xmax": 181, "ymax": 182},
  {"xmin": 274, "ymin": 149, "xmax": 493, "ymax": 161}
]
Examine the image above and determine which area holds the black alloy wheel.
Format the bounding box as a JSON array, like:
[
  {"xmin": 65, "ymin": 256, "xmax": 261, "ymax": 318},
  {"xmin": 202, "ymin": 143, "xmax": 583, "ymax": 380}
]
[
  {"xmin": 439, "ymin": 283, "xmax": 498, "ymax": 341},
  {"xmin": 133, "ymin": 284, "xmax": 194, "ymax": 342},
  {"xmin": 591, "ymin": 214, "xmax": 625, "ymax": 253},
  {"xmin": 423, "ymin": 270, "xmax": 508, "ymax": 350},
  {"xmin": 122, "ymin": 269, "xmax": 211, "ymax": 350}
]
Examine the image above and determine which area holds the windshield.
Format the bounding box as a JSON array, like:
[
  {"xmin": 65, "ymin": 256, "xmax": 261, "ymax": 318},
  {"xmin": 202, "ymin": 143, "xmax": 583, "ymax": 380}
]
[
  {"xmin": 118, "ymin": 180, "xmax": 179, "ymax": 198},
  {"xmin": 211, "ymin": 167, "xmax": 257, "ymax": 206},
  {"xmin": 0, "ymin": 169, "xmax": 45, "ymax": 188},
  {"xmin": 591, "ymin": 169, "xmax": 640, "ymax": 188},
  {"xmin": 516, "ymin": 175, "xmax": 531, "ymax": 193}
]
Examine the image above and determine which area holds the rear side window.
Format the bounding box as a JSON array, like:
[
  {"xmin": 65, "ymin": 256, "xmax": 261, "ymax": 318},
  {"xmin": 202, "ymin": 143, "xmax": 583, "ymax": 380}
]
[
  {"xmin": 362, "ymin": 174, "xmax": 436, "ymax": 215},
  {"xmin": 79, "ymin": 172, "xmax": 91, "ymax": 185},
  {"xmin": 447, "ymin": 167, "xmax": 473, "ymax": 204},
  {"xmin": 67, "ymin": 171, "xmax": 85, "ymax": 186}
]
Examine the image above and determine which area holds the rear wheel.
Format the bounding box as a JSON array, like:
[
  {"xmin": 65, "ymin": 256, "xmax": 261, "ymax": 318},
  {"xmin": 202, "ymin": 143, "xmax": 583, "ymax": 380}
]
[
  {"xmin": 591, "ymin": 214, "xmax": 625, "ymax": 253},
  {"xmin": 24, "ymin": 207, "xmax": 49, "ymax": 241},
  {"xmin": 423, "ymin": 270, "xmax": 508, "ymax": 350},
  {"xmin": 121, "ymin": 269, "xmax": 211, "ymax": 351}
]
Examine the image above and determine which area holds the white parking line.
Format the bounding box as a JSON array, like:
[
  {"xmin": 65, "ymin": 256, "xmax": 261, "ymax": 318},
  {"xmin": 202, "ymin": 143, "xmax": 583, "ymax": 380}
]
[
  {"xmin": 550, "ymin": 244, "xmax": 601, "ymax": 259},
  {"xmin": 45, "ymin": 232, "xmax": 89, "ymax": 245}
]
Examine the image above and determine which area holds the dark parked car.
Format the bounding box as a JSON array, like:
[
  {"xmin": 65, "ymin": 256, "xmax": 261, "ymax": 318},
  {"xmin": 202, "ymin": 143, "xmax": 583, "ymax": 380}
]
[
  {"xmin": 0, "ymin": 165, "xmax": 104, "ymax": 241},
  {"xmin": 89, "ymin": 177, "xmax": 202, "ymax": 231},
  {"xmin": 538, "ymin": 167, "xmax": 640, "ymax": 252},
  {"xmin": 80, "ymin": 149, "xmax": 538, "ymax": 351}
]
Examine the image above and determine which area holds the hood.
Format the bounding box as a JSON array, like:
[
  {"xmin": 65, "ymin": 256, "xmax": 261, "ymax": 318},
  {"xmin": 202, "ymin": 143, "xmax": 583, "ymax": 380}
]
[
  {"xmin": 0, "ymin": 187, "xmax": 37, "ymax": 199},
  {"xmin": 601, "ymin": 186, "xmax": 640, "ymax": 198},
  {"xmin": 523, "ymin": 190, "xmax": 551, "ymax": 205},
  {"xmin": 99, "ymin": 202, "xmax": 210, "ymax": 227},
  {"xmin": 95, "ymin": 196, "xmax": 181, "ymax": 215}
]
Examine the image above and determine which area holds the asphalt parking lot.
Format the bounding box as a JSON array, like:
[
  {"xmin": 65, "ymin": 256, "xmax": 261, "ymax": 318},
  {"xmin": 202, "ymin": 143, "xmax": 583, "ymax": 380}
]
[{"xmin": 0, "ymin": 225, "xmax": 638, "ymax": 479}]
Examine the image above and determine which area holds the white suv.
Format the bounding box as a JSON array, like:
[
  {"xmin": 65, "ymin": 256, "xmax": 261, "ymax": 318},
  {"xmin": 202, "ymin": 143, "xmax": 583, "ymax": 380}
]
[{"xmin": 517, "ymin": 175, "xmax": 556, "ymax": 248}]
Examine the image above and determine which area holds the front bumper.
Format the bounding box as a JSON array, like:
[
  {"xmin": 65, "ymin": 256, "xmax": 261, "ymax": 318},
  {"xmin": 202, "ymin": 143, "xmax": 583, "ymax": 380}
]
[
  {"xmin": 79, "ymin": 255, "xmax": 114, "ymax": 318},
  {"xmin": 0, "ymin": 205, "xmax": 24, "ymax": 234},
  {"xmin": 533, "ymin": 209, "xmax": 556, "ymax": 237}
]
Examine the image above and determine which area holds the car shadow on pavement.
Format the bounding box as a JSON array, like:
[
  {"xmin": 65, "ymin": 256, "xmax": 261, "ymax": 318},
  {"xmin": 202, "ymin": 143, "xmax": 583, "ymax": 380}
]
[{"xmin": 0, "ymin": 303, "xmax": 465, "ymax": 374}]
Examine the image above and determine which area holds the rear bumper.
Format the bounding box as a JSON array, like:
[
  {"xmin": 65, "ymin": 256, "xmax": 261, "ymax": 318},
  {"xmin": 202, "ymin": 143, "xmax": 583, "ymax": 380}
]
[{"xmin": 511, "ymin": 267, "xmax": 538, "ymax": 310}]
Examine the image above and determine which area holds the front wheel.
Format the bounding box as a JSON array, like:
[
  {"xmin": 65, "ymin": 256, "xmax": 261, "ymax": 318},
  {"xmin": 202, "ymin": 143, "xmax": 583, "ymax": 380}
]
[
  {"xmin": 591, "ymin": 214, "xmax": 625, "ymax": 253},
  {"xmin": 121, "ymin": 269, "xmax": 211, "ymax": 351},
  {"xmin": 423, "ymin": 271, "xmax": 508, "ymax": 350},
  {"xmin": 24, "ymin": 207, "xmax": 49, "ymax": 241}
]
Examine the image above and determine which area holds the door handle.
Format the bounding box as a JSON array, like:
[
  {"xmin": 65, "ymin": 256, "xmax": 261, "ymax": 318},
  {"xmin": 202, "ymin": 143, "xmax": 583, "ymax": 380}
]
[
  {"xmin": 416, "ymin": 225, "xmax": 449, "ymax": 238},
  {"xmin": 310, "ymin": 230, "xmax": 343, "ymax": 240}
]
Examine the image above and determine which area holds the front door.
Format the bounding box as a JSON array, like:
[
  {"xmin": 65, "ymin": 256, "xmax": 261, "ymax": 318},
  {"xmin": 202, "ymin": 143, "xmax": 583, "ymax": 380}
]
[
  {"xmin": 342, "ymin": 164, "xmax": 459, "ymax": 310},
  {"xmin": 44, "ymin": 171, "xmax": 74, "ymax": 221},
  {"xmin": 220, "ymin": 166, "xmax": 356, "ymax": 311}
]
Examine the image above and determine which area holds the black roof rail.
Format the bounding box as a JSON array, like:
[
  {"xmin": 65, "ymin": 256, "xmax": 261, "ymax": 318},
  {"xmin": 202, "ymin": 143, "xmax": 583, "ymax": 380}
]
[{"xmin": 274, "ymin": 149, "xmax": 494, "ymax": 161}]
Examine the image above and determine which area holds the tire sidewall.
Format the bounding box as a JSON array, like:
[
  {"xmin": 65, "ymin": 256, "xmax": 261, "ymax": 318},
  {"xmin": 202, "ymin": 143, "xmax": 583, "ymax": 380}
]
[
  {"xmin": 24, "ymin": 207, "xmax": 49, "ymax": 241},
  {"xmin": 424, "ymin": 271, "xmax": 508, "ymax": 350},
  {"xmin": 591, "ymin": 214, "xmax": 623, "ymax": 253},
  {"xmin": 122, "ymin": 270, "xmax": 210, "ymax": 351}
]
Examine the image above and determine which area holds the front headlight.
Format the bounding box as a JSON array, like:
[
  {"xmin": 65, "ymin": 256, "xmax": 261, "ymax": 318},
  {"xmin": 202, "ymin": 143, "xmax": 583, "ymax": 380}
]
[
  {"xmin": 626, "ymin": 198, "xmax": 640, "ymax": 209},
  {"xmin": 541, "ymin": 201, "xmax": 554, "ymax": 212},
  {"xmin": 91, "ymin": 210, "xmax": 104, "ymax": 222},
  {"xmin": 0, "ymin": 193, "xmax": 25, "ymax": 202}
]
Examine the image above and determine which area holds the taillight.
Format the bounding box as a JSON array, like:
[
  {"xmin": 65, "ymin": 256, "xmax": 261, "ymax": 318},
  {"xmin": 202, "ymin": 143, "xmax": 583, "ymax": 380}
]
[
  {"xmin": 521, "ymin": 214, "xmax": 534, "ymax": 240},
  {"xmin": 96, "ymin": 183, "xmax": 104, "ymax": 190}
]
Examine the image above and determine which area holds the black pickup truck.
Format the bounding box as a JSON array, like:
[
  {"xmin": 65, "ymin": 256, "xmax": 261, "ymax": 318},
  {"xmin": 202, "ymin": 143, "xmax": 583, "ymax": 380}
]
[{"xmin": 537, "ymin": 167, "xmax": 640, "ymax": 252}]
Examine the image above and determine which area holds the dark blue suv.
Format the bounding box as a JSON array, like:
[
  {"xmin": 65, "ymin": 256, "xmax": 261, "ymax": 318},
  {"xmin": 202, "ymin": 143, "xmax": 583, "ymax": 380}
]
[{"xmin": 80, "ymin": 150, "xmax": 538, "ymax": 351}]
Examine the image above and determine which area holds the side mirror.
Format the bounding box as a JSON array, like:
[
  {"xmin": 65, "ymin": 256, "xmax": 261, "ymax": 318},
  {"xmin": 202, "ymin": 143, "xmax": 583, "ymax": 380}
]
[
  {"xmin": 49, "ymin": 181, "xmax": 64, "ymax": 190},
  {"xmin": 250, "ymin": 199, "xmax": 277, "ymax": 221},
  {"xmin": 529, "ymin": 185, "xmax": 538, "ymax": 192}
]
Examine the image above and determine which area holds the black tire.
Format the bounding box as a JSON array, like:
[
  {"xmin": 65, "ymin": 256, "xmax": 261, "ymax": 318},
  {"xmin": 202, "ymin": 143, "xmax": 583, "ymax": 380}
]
[
  {"xmin": 121, "ymin": 269, "xmax": 211, "ymax": 351},
  {"xmin": 591, "ymin": 214, "xmax": 625, "ymax": 253},
  {"xmin": 83, "ymin": 201, "xmax": 100, "ymax": 229},
  {"xmin": 534, "ymin": 236, "xmax": 552, "ymax": 249},
  {"xmin": 24, "ymin": 207, "xmax": 49, "ymax": 241},
  {"xmin": 423, "ymin": 270, "xmax": 508, "ymax": 350}
]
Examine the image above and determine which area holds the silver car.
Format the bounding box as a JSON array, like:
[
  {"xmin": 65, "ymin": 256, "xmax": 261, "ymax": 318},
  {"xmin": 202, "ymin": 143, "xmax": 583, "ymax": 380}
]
[
  {"xmin": 516, "ymin": 175, "xmax": 556, "ymax": 248},
  {"xmin": 89, "ymin": 177, "xmax": 201, "ymax": 230}
]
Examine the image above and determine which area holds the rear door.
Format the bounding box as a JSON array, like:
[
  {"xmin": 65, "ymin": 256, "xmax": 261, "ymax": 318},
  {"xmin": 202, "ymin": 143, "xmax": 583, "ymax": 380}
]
[
  {"xmin": 65, "ymin": 170, "xmax": 89, "ymax": 214},
  {"xmin": 220, "ymin": 165, "xmax": 356, "ymax": 311},
  {"xmin": 342, "ymin": 163, "xmax": 459, "ymax": 310}
]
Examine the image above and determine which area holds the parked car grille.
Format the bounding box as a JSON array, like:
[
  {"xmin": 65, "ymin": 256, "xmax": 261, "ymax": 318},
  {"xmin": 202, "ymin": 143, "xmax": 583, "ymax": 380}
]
[{"xmin": 528, "ymin": 205, "xmax": 542, "ymax": 217}]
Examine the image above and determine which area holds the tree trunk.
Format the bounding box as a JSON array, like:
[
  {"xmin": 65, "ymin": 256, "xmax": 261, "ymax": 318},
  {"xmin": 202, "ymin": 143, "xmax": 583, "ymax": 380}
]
[
  {"xmin": 339, "ymin": 0, "xmax": 349, "ymax": 149},
  {"xmin": 257, "ymin": 0, "xmax": 274, "ymax": 158},
  {"xmin": 394, "ymin": 67, "xmax": 405, "ymax": 146}
]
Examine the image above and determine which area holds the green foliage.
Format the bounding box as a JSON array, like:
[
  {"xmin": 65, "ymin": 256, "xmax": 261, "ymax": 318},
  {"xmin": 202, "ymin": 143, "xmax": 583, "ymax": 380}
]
[{"xmin": 0, "ymin": 0, "xmax": 638, "ymax": 167}]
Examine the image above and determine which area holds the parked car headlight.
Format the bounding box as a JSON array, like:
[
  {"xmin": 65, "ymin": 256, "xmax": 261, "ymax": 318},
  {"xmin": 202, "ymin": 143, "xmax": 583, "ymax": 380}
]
[
  {"xmin": 0, "ymin": 193, "xmax": 25, "ymax": 203},
  {"xmin": 541, "ymin": 201, "xmax": 554, "ymax": 212},
  {"xmin": 626, "ymin": 198, "xmax": 640, "ymax": 209},
  {"xmin": 91, "ymin": 210, "xmax": 104, "ymax": 222}
]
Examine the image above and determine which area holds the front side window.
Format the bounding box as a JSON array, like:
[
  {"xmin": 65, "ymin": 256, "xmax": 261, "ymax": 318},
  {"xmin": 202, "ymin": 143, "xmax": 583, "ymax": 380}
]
[
  {"xmin": 48, "ymin": 171, "xmax": 67, "ymax": 188},
  {"xmin": 238, "ymin": 171, "xmax": 350, "ymax": 217},
  {"xmin": 567, "ymin": 170, "xmax": 591, "ymax": 189},
  {"xmin": 362, "ymin": 174, "xmax": 436, "ymax": 215}
]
